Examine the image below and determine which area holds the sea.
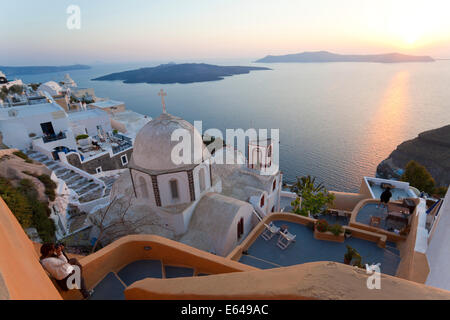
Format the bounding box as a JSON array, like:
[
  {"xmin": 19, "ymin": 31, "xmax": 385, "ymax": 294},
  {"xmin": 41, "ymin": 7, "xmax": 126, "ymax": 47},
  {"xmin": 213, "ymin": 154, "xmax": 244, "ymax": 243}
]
[{"xmin": 16, "ymin": 59, "xmax": 450, "ymax": 192}]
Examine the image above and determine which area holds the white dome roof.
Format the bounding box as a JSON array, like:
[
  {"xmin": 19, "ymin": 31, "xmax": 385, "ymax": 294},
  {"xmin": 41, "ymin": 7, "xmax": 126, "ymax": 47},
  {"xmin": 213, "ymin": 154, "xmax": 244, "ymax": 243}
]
[{"xmin": 131, "ymin": 113, "xmax": 209, "ymax": 172}]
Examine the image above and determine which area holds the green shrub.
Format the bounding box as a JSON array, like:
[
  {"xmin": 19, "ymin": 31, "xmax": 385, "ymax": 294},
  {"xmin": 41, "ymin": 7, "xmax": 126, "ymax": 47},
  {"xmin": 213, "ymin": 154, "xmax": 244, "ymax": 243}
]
[
  {"xmin": 0, "ymin": 177, "xmax": 55, "ymax": 242},
  {"xmin": 13, "ymin": 151, "xmax": 29, "ymax": 161},
  {"xmin": 328, "ymin": 223, "xmax": 343, "ymax": 236},
  {"xmin": 76, "ymin": 134, "xmax": 89, "ymax": 141}
]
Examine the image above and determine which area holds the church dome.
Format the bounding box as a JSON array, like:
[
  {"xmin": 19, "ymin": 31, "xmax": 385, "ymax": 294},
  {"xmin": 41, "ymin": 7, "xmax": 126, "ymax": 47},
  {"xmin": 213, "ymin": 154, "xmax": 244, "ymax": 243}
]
[{"xmin": 131, "ymin": 113, "xmax": 209, "ymax": 172}]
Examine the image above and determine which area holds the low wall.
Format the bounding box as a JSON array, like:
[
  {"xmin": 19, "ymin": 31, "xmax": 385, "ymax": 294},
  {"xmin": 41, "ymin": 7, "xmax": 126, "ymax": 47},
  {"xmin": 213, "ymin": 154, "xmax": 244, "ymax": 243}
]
[
  {"xmin": 330, "ymin": 191, "xmax": 369, "ymax": 212},
  {"xmin": 125, "ymin": 261, "xmax": 450, "ymax": 300},
  {"xmin": 79, "ymin": 235, "xmax": 256, "ymax": 292},
  {"xmin": 0, "ymin": 197, "xmax": 62, "ymax": 300}
]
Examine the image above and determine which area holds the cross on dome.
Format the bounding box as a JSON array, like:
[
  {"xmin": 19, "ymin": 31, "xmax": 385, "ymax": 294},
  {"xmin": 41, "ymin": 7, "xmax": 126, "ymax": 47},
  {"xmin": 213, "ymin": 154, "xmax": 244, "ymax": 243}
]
[{"xmin": 158, "ymin": 89, "xmax": 167, "ymax": 113}]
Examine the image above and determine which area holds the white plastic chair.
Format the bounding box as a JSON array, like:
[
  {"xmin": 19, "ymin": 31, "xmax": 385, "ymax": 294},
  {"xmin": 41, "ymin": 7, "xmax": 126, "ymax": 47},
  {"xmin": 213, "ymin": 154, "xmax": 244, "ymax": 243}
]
[
  {"xmin": 277, "ymin": 231, "xmax": 296, "ymax": 250},
  {"xmin": 261, "ymin": 222, "xmax": 280, "ymax": 241}
]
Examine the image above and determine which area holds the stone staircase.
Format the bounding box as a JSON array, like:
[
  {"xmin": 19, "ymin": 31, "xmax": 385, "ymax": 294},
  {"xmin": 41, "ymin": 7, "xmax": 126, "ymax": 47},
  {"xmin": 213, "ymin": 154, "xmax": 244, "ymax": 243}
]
[
  {"xmin": 24, "ymin": 150, "xmax": 105, "ymax": 203},
  {"xmin": 90, "ymin": 260, "xmax": 209, "ymax": 300}
]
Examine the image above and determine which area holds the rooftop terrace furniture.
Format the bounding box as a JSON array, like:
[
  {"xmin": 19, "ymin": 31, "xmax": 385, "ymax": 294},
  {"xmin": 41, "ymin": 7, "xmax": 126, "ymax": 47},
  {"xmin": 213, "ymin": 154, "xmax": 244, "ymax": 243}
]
[
  {"xmin": 261, "ymin": 222, "xmax": 280, "ymax": 241},
  {"xmin": 370, "ymin": 216, "xmax": 382, "ymax": 227},
  {"xmin": 277, "ymin": 230, "xmax": 296, "ymax": 250}
]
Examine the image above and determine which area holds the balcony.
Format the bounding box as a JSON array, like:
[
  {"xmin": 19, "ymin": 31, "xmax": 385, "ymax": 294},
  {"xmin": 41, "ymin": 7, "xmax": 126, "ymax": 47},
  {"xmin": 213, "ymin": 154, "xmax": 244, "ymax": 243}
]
[{"xmin": 42, "ymin": 131, "xmax": 67, "ymax": 143}]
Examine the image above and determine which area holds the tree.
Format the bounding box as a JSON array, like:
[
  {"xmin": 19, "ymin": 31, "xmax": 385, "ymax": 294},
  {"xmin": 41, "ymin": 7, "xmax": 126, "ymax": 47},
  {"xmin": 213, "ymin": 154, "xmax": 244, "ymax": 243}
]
[
  {"xmin": 8, "ymin": 84, "xmax": 23, "ymax": 95},
  {"xmin": 290, "ymin": 175, "xmax": 335, "ymax": 217},
  {"xmin": 401, "ymin": 161, "xmax": 435, "ymax": 194},
  {"xmin": 89, "ymin": 194, "xmax": 172, "ymax": 253}
]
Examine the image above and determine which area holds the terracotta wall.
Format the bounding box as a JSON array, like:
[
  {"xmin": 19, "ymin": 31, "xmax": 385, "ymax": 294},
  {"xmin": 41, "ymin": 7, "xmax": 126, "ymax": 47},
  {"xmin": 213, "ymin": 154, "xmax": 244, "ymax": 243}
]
[
  {"xmin": 78, "ymin": 235, "xmax": 256, "ymax": 290},
  {"xmin": 0, "ymin": 197, "xmax": 62, "ymax": 300},
  {"xmin": 396, "ymin": 202, "xmax": 430, "ymax": 283},
  {"xmin": 125, "ymin": 261, "xmax": 450, "ymax": 300},
  {"xmin": 330, "ymin": 191, "xmax": 369, "ymax": 212}
]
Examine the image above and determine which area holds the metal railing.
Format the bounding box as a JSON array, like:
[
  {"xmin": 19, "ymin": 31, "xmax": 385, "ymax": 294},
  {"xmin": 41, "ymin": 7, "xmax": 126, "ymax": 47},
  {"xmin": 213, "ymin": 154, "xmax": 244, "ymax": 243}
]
[{"xmin": 42, "ymin": 131, "xmax": 67, "ymax": 143}]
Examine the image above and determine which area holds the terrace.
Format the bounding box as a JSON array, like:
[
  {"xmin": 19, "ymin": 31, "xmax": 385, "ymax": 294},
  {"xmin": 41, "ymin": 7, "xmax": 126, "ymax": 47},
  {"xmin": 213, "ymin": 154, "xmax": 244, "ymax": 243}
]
[
  {"xmin": 349, "ymin": 198, "xmax": 420, "ymax": 240},
  {"xmin": 231, "ymin": 213, "xmax": 401, "ymax": 276}
]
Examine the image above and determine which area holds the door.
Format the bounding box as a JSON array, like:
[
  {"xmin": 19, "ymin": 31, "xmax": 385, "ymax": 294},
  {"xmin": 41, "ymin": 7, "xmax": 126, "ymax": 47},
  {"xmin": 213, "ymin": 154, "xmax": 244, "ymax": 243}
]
[{"xmin": 40, "ymin": 122, "xmax": 55, "ymax": 136}]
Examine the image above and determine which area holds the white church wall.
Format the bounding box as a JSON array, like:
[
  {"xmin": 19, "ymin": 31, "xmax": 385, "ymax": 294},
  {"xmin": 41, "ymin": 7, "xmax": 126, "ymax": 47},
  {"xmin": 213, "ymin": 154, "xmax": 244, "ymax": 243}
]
[
  {"xmin": 132, "ymin": 171, "xmax": 157, "ymax": 207},
  {"xmin": 193, "ymin": 163, "xmax": 211, "ymax": 200},
  {"xmin": 216, "ymin": 204, "xmax": 254, "ymax": 256},
  {"xmin": 157, "ymin": 171, "xmax": 190, "ymax": 207}
]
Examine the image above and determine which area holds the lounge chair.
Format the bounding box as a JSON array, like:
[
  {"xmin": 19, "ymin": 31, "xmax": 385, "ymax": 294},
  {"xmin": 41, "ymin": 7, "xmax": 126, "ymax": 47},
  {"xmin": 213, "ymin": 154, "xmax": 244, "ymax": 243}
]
[
  {"xmin": 261, "ymin": 222, "xmax": 280, "ymax": 241},
  {"xmin": 277, "ymin": 230, "xmax": 296, "ymax": 250}
]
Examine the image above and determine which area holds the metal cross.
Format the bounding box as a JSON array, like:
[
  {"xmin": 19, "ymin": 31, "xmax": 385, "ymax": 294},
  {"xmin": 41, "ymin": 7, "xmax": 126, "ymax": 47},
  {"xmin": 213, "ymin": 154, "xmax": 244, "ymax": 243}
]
[{"xmin": 158, "ymin": 89, "xmax": 167, "ymax": 113}]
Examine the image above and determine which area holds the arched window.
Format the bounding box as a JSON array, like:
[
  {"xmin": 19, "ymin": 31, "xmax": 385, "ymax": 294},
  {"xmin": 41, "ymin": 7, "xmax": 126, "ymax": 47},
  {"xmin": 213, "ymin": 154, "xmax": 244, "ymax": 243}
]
[
  {"xmin": 169, "ymin": 179, "xmax": 179, "ymax": 200},
  {"xmin": 237, "ymin": 217, "xmax": 244, "ymax": 240},
  {"xmin": 260, "ymin": 195, "xmax": 265, "ymax": 208},
  {"xmin": 199, "ymin": 167, "xmax": 206, "ymax": 192},
  {"xmin": 271, "ymin": 206, "xmax": 275, "ymax": 212},
  {"xmin": 272, "ymin": 179, "xmax": 277, "ymax": 191},
  {"xmin": 139, "ymin": 176, "xmax": 149, "ymax": 198}
]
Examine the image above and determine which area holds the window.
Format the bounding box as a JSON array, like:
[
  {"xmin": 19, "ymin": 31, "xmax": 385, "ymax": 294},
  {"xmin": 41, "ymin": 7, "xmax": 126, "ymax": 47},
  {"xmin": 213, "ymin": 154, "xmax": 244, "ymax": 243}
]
[
  {"xmin": 170, "ymin": 179, "xmax": 179, "ymax": 199},
  {"xmin": 260, "ymin": 195, "xmax": 265, "ymax": 208},
  {"xmin": 271, "ymin": 206, "xmax": 275, "ymax": 212},
  {"xmin": 121, "ymin": 154, "xmax": 128, "ymax": 166},
  {"xmin": 199, "ymin": 168, "xmax": 206, "ymax": 192},
  {"xmin": 95, "ymin": 167, "xmax": 102, "ymax": 174},
  {"xmin": 237, "ymin": 217, "xmax": 244, "ymax": 240},
  {"xmin": 272, "ymin": 179, "xmax": 277, "ymax": 191}
]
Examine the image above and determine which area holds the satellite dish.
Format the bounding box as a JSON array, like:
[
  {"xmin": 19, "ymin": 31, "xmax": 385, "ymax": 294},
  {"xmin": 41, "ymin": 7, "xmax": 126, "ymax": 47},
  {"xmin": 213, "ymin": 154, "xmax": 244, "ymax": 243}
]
[{"xmin": 8, "ymin": 109, "xmax": 18, "ymax": 117}]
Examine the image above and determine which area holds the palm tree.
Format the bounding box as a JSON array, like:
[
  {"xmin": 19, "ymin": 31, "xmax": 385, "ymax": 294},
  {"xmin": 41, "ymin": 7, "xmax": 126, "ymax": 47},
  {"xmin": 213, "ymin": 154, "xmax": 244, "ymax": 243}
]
[{"xmin": 290, "ymin": 175, "xmax": 325, "ymax": 195}]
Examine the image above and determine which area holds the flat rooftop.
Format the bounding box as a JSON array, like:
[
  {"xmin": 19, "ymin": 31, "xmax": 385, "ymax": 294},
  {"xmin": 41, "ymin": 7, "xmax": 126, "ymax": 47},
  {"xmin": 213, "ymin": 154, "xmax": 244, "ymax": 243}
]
[
  {"xmin": 89, "ymin": 99, "xmax": 124, "ymax": 109},
  {"xmin": 67, "ymin": 108, "xmax": 108, "ymax": 121},
  {"xmin": 238, "ymin": 220, "xmax": 400, "ymax": 276},
  {"xmin": 0, "ymin": 101, "xmax": 64, "ymax": 120}
]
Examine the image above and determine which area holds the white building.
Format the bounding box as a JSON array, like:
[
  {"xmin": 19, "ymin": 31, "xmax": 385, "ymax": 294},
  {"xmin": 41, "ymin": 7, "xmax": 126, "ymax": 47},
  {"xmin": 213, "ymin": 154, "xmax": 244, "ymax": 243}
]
[
  {"xmin": 0, "ymin": 99, "xmax": 76, "ymax": 152},
  {"xmin": 38, "ymin": 81, "xmax": 64, "ymax": 96},
  {"xmin": 104, "ymin": 110, "xmax": 282, "ymax": 256},
  {"xmin": 424, "ymin": 188, "xmax": 450, "ymax": 291}
]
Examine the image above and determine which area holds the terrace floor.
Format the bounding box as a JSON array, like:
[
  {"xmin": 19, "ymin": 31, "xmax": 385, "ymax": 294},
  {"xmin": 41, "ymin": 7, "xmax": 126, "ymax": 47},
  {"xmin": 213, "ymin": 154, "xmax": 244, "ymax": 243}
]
[
  {"xmin": 355, "ymin": 203, "xmax": 408, "ymax": 232},
  {"xmin": 238, "ymin": 220, "xmax": 400, "ymax": 276},
  {"xmin": 89, "ymin": 260, "xmax": 210, "ymax": 300}
]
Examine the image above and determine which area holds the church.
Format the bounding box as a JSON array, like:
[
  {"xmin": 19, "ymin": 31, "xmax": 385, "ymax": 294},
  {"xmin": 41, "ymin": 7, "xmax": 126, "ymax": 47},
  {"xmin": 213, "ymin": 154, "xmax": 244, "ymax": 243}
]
[{"xmin": 99, "ymin": 91, "xmax": 282, "ymax": 256}]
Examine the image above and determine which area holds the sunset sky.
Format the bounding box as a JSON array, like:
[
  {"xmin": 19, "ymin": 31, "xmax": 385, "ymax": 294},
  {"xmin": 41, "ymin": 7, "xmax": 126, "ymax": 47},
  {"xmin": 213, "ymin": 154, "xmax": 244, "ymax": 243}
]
[{"xmin": 2, "ymin": 0, "xmax": 450, "ymax": 65}]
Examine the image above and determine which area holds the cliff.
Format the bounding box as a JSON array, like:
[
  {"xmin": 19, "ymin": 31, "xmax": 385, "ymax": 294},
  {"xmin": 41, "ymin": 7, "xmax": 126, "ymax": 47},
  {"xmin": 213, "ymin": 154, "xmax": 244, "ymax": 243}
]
[{"xmin": 376, "ymin": 125, "xmax": 450, "ymax": 186}]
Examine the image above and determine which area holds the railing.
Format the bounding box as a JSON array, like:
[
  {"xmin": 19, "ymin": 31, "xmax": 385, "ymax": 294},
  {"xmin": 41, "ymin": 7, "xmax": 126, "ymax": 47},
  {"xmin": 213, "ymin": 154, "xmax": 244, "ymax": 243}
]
[{"xmin": 42, "ymin": 132, "xmax": 67, "ymax": 143}]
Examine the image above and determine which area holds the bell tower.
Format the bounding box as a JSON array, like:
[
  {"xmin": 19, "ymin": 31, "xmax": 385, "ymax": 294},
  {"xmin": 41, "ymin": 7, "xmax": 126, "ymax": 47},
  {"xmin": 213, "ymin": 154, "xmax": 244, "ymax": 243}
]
[{"xmin": 248, "ymin": 138, "xmax": 274, "ymax": 172}]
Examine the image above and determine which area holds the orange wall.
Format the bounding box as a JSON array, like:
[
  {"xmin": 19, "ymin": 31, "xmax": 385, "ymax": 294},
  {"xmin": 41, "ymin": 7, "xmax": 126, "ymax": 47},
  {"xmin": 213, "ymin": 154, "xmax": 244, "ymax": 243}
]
[
  {"xmin": 125, "ymin": 261, "xmax": 450, "ymax": 300},
  {"xmin": 0, "ymin": 197, "xmax": 62, "ymax": 300}
]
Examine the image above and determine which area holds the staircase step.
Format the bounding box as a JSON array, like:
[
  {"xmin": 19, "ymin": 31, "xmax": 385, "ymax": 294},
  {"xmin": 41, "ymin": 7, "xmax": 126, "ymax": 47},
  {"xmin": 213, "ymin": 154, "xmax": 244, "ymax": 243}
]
[
  {"xmin": 117, "ymin": 260, "xmax": 163, "ymax": 286},
  {"xmin": 164, "ymin": 266, "xmax": 195, "ymax": 278},
  {"xmin": 89, "ymin": 272, "xmax": 125, "ymax": 300}
]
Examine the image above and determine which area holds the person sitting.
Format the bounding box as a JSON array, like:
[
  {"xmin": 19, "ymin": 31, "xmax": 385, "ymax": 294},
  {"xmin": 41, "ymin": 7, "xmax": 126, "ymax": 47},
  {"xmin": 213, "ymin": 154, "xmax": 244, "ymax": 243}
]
[
  {"xmin": 377, "ymin": 187, "xmax": 392, "ymax": 210},
  {"xmin": 39, "ymin": 243, "xmax": 93, "ymax": 299}
]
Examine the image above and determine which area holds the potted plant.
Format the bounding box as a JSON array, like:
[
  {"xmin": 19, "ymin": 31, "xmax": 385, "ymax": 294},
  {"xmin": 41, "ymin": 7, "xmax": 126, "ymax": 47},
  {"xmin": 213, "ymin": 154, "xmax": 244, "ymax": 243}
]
[
  {"xmin": 344, "ymin": 245, "xmax": 355, "ymax": 264},
  {"xmin": 316, "ymin": 219, "xmax": 329, "ymax": 233},
  {"xmin": 328, "ymin": 223, "xmax": 343, "ymax": 236}
]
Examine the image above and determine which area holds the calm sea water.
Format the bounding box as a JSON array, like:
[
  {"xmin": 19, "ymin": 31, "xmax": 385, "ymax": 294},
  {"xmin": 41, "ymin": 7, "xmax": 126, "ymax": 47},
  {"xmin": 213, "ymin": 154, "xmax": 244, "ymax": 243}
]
[{"xmin": 17, "ymin": 59, "xmax": 450, "ymax": 192}]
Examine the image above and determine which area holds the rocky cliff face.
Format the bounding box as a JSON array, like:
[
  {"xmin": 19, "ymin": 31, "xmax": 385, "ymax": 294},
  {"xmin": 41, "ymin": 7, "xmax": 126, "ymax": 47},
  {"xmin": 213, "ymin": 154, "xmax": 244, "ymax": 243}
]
[{"xmin": 376, "ymin": 125, "xmax": 450, "ymax": 187}]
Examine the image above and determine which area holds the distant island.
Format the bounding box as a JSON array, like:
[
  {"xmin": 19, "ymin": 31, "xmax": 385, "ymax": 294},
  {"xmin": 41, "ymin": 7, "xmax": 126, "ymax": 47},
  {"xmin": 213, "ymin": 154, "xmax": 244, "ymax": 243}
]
[
  {"xmin": 92, "ymin": 63, "xmax": 271, "ymax": 84},
  {"xmin": 255, "ymin": 51, "xmax": 435, "ymax": 63},
  {"xmin": 0, "ymin": 64, "xmax": 91, "ymax": 76},
  {"xmin": 377, "ymin": 125, "xmax": 450, "ymax": 187}
]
